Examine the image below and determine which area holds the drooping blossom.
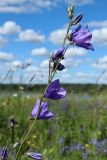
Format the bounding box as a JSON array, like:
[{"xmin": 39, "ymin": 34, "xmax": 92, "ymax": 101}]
[
  {"xmin": 31, "ymin": 99, "xmax": 54, "ymax": 119},
  {"xmin": 44, "ymin": 79, "xmax": 66, "ymax": 100},
  {"xmin": 69, "ymin": 25, "xmax": 94, "ymax": 51},
  {"xmin": 53, "ymin": 62, "xmax": 65, "ymax": 71},
  {"xmin": 52, "ymin": 48, "xmax": 65, "ymax": 61},
  {"xmin": 0, "ymin": 146, "xmax": 7, "ymax": 160},
  {"xmin": 27, "ymin": 152, "xmax": 42, "ymax": 160}
]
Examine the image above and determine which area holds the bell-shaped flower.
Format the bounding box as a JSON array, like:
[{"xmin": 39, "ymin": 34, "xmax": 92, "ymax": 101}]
[
  {"xmin": 31, "ymin": 99, "xmax": 54, "ymax": 119},
  {"xmin": 53, "ymin": 62, "xmax": 65, "ymax": 71},
  {"xmin": 44, "ymin": 79, "xmax": 66, "ymax": 100},
  {"xmin": 52, "ymin": 48, "xmax": 65, "ymax": 61},
  {"xmin": 27, "ymin": 152, "xmax": 42, "ymax": 160},
  {"xmin": 0, "ymin": 146, "xmax": 7, "ymax": 160},
  {"xmin": 69, "ymin": 25, "xmax": 94, "ymax": 51}
]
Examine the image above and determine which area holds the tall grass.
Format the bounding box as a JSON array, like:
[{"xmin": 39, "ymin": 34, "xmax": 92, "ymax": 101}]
[{"xmin": 0, "ymin": 88, "xmax": 107, "ymax": 159}]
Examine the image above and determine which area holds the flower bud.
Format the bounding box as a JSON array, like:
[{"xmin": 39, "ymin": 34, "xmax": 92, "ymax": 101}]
[
  {"xmin": 72, "ymin": 14, "xmax": 83, "ymax": 25},
  {"xmin": 13, "ymin": 141, "xmax": 21, "ymax": 148},
  {"xmin": 67, "ymin": 5, "xmax": 74, "ymax": 19}
]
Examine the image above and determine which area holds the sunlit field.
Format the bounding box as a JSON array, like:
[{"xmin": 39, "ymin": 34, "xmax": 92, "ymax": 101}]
[{"xmin": 1, "ymin": 85, "xmax": 107, "ymax": 160}]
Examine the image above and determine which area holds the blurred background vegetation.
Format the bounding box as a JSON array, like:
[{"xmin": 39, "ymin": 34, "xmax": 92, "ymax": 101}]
[{"xmin": 0, "ymin": 84, "xmax": 107, "ymax": 159}]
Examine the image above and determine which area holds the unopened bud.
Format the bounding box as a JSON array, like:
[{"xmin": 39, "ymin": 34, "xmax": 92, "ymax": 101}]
[
  {"xmin": 67, "ymin": 5, "xmax": 74, "ymax": 19},
  {"xmin": 13, "ymin": 141, "xmax": 21, "ymax": 148},
  {"xmin": 72, "ymin": 14, "xmax": 83, "ymax": 25}
]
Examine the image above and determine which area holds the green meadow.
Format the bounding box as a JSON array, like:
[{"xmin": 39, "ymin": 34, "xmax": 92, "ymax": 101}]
[{"xmin": 1, "ymin": 84, "xmax": 107, "ymax": 160}]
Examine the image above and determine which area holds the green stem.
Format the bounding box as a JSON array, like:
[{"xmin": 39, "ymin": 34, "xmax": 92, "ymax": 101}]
[
  {"xmin": 11, "ymin": 126, "xmax": 14, "ymax": 144},
  {"xmin": 15, "ymin": 118, "xmax": 37, "ymax": 160},
  {"xmin": 16, "ymin": 96, "xmax": 43, "ymax": 160},
  {"xmin": 15, "ymin": 15, "xmax": 73, "ymax": 160},
  {"xmin": 62, "ymin": 23, "xmax": 71, "ymax": 47}
]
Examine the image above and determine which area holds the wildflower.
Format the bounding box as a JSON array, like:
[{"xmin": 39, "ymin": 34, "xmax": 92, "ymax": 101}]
[
  {"xmin": 52, "ymin": 48, "xmax": 65, "ymax": 61},
  {"xmin": 9, "ymin": 118, "xmax": 17, "ymax": 127},
  {"xmin": 53, "ymin": 62, "xmax": 65, "ymax": 71},
  {"xmin": 69, "ymin": 25, "xmax": 94, "ymax": 51},
  {"xmin": 31, "ymin": 99, "xmax": 54, "ymax": 119},
  {"xmin": 1, "ymin": 146, "xmax": 7, "ymax": 160},
  {"xmin": 44, "ymin": 79, "xmax": 66, "ymax": 100},
  {"xmin": 27, "ymin": 152, "xmax": 42, "ymax": 160}
]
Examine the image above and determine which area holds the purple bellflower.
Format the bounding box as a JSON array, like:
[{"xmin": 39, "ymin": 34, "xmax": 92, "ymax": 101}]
[
  {"xmin": 31, "ymin": 99, "xmax": 54, "ymax": 119},
  {"xmin": 69, "ymin": 25, "xmax": 94, "ymax": 51},
  {"xmin": 44, "ymin": 79, "xmax": 66, "ymax": 100},
  {"xmin": 52, "ymin": 48, "xmax": 65, "ymax": 71},
  {"xmin": 0, "ymin": 146, "xmax": 7, "ymax": 160},
  {"xmin": 52, "ymin": 48, "xmax": 65, "ymax": 61},
  {"xmin": 53, "ymin": 62, "xmax": 65, "ymax": 71},
  {"xmin": 27, "ymin": 152, "xmax": 42, "ymax": 160}
]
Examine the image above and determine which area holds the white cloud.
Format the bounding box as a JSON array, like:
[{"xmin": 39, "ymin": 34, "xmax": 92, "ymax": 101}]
[
  {"xmin": 0, "ymin": 0, "xmax": 58, "ymax": 13},
  {"xmin": 98, "ymin": 56, "xmax": 107, "ymax": 63},
  {"xmin": 31, "ymin": 47, "xmax": 48, "ymax": 56},
  {"xmin": 88, "ymin": 20, "xmax": 107, "ymax": 28},
  {"xmin": 66, "ymin": 0, "xmax": 94, "ymax": 5},
  {"xmin": 62, "ymin": 58, "xmax": 83, "ymax": 68},
  {"xmin": 76, "ymin": 72, "xmax": 96, "ymax": 79},
  {"xmin": 19, "ymin": 29, "xmax": 45, "ymax": 43},
  {"xmin": 0, "ymin": 36, "xmax": 7, "ymax": 48},
  {"xmin": 49, "ymin": 28, "xmax": 66, "ymax": 45},
  {"xmin": 25, "ymin": 66, "xmax": 39, "ymax": 73},
  {"xmin": 92, "ymin": 27, "xmax": 107, "ymax": 46},
  {"xmin": 5, "ymin": 60, "xmax": 23, "ymax": 70},
  {"xmin": 0, "ymin": 52, "xmax": 14, "ymax": 61},
  {"xmin": 40, "ymin": 60, "xmax": 49, "ymax": 68},
  {"xmin": 59, "ymin": 73, "xmax": 72, "ymax": 83},
  {"xmin": 92, "ymin": 56, "xmax": 107, "ymax": 69},
  {"xmin": 12, "ymin": 60, "xmax": 22, "ymax": 68},
  {"xmin": 0, "ymin": 21, "xmax": 21, "ymax": 35},
  {"xmin": 65, "ymin": 47, "xmax": 87, "ymax": 57}
]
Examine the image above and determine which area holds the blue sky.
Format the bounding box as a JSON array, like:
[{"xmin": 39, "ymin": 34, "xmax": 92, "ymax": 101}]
[{"xmin": 0, "ymin": 0, "xmax": 107, "ymax": 84}]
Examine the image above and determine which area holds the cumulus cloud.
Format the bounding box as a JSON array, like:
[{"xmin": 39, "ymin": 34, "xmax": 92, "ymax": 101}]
[
  {"xmin": 92, "ymin": 27, "xmax": 107, "ymax": 46},
  {"xmin": 75, "ymin": 72, "xmax": 96, "ymax": 79},
  {"xmin": 31, "ymin": 47, "xmax": 48, "ymax": 56},
  {"xmin": 0, "ymin": 52, "xmax": 14, "ymax": 61},
  {"xmin": 88, "ymin": 20, "xmax": 107, "ymax": 28},
  {"xmin": 66, "ymin": 0, "xmax": 94, "ymax": 5},
  {"xmin": 92, "ymin": 56, "xmax": 107, "ymax": 69},
  {"xmin": 49, "ymin": 28, "xmax": 66, "ymax": 45},
  {"xmin": 0, "ymin": 36, "xmax": 7, "ymax": 48},
  {"xmin": 0, "ymin": 21, "xmax": 21, "ymax": 35},
  {"xmin": 62, "ymin": 58, "xmax": 83, "ymax": 68},
  {"xmin": 40, "ymin": 60, "xmax": 49, "ymax": 68},
  {"xmin": 65, "ymin": 47, "xmax": 87, "ymax": 57},
  {"xmin": 0, "ymin": 0, "xmax": 94, "ymax": 14},
  {"xmin": 19, "ymin": 29, "xmax": 45, "ymax": 43},
  {"xmin": 25, "ymin": 66, "xmax": 39, "ymax": 73},
  {"xmin": 0, "ymin": 0, "xmax": 58, "ymax": 13}
]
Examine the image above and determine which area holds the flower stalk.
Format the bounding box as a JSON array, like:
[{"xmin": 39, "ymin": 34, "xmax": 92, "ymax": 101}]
[{"xmin": 0, "ymin": 2, "xmax": 94, "ymax": 160}]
